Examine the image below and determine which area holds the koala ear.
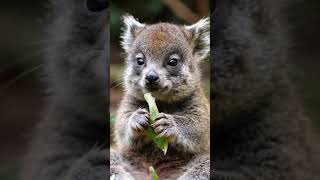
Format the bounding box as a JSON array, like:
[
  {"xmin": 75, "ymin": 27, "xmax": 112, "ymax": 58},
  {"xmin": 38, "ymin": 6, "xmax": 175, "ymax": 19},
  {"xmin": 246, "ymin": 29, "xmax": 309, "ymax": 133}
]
[
  {"xmin": 184, "ymin": 18, "xmax": 210, "ymax": 61},
  {"xmin": 121, "ymin": 14, "xmax": 146, "ymax": 53}
]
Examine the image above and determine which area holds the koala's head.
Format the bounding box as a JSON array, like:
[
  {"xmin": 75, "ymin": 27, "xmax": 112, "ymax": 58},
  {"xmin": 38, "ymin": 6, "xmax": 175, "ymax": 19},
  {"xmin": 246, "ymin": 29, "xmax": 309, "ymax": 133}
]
[
  {"xmin": 212, "ymin": 0, "xmax": 289, "ymax": 124},
  {"xmin": 120, "ymin": 15, "xmax": 209, "ymax": 101}
]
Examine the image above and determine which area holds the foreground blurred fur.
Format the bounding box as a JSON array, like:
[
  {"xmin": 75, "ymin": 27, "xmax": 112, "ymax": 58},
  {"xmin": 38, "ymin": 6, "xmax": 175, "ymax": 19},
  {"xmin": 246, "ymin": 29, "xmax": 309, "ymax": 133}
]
[
  {"xmin": 20, "ymin": 1, "xmax": 108, "ymax": 180},
  {"xmin": 212, "ymin": 0, "xmax": 319, "ymax": 179}
]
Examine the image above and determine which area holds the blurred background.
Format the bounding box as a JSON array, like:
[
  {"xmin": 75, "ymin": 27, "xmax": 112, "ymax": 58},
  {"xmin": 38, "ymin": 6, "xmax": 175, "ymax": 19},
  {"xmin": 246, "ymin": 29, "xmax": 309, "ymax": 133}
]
[{"xmin": 0, "ymin": 0, "xmax": 319, "ymax": 179}]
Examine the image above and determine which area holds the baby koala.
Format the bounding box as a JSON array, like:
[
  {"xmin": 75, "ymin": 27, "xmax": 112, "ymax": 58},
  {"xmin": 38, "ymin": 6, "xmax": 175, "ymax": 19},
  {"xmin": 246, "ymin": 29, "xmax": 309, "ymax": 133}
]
[{"xmin": 111, "ymin": 15, "xmax": 210, "ymax": 180}]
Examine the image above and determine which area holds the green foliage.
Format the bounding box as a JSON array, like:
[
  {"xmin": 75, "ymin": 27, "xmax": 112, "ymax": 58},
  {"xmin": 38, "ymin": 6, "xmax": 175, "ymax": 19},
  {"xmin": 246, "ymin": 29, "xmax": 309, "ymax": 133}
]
[
  {"xmin": 144, "ymin": 93, "xmax": 168, "ymax": 155},
  {"xmin": 149, "ymin": 166, "xmax": 159, "ymax": 180},
  {"xmin": 110, "ymin": 113, "xmax": 116, "ymax": 128}
]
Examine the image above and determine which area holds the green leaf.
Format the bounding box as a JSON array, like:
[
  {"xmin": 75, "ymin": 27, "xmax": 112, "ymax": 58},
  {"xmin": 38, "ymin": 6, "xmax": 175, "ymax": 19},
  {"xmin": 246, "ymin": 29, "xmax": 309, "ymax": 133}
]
[
  {"xmin": 144, "ymin": 93, "xmax": 158, "ymax": 123},
  {"xmin": 144, "ymin": 93, "xmax": 169, "ymax": 155},
  {"xmin": 149, "ymin": 166, "xmax": 159, "ymax": 180},
  {"xmin": 110, "ymin": 113, "xmax": 116, "ymax": 128}
]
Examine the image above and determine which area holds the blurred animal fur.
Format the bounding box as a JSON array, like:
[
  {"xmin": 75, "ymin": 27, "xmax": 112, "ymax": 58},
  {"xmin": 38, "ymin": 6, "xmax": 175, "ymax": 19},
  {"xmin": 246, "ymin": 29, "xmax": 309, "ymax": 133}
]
[
  {"xmin": 20, "ymin": 0, "xmax": 109, "ymax": 180},
  {"xmin": 212, "ymin": 0, "xmax": 320, "ymax": 179}
]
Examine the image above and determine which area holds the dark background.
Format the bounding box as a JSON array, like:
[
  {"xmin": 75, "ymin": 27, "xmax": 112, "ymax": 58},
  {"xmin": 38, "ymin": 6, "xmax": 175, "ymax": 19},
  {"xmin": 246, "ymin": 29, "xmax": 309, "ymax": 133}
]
[{"xmin": 0, "ymin": 0, "xmax": 319, "ymax": 179}]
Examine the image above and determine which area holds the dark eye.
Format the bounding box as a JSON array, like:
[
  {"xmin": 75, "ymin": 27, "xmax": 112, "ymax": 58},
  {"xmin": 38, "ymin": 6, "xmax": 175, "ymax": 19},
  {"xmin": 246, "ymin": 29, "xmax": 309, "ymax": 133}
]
[
  {"xmin": 168, "ymin": 55, "xmax": 180, "ymax": 66},
  {"xmin": 137, "ymin": 57, "xmax": 144, "ymax": 65},
  {"xmin": 168, "ymin": 59, "xmax": 178, "ymax": 66},
  {"xmin": 135, "ymin": 53, "xmax": 145, "ymax": 65}
]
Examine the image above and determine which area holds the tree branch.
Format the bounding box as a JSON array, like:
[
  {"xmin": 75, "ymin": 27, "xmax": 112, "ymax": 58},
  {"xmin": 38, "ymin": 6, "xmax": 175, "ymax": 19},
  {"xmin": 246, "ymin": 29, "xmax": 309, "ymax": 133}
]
[{"xmin": 163, "ymin": 0, "xmax": 201, "ymax": 24}]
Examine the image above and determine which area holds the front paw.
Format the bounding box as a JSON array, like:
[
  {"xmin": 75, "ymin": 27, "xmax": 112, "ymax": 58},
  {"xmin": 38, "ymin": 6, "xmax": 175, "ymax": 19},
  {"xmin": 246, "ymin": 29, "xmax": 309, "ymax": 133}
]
[
  {"xmin": 151, "ymin": 113, "xmax": 177, "ymax": 140},
  {"xmin": 129, "ymin": 108, "xmax": 149, "ymax": 135}
]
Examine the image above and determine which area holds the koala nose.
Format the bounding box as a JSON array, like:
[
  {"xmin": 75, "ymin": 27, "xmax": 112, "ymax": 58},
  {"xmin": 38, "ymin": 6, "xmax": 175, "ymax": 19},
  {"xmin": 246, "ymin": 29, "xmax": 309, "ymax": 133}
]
[{"xmin": 145, "ymin": 70, "xmax": 160, "ymax": 85}]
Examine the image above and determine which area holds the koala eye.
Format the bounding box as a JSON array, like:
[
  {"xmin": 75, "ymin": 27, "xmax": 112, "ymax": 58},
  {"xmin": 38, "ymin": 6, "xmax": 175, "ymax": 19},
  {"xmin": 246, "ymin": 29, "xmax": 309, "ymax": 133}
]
[
  {"xmin": 167, "ymin": 54, "xmax": 179, "ymax": 66},
  {"xmin": 135, "ymin": 53, "xmax": 145, "ymax": 65}
]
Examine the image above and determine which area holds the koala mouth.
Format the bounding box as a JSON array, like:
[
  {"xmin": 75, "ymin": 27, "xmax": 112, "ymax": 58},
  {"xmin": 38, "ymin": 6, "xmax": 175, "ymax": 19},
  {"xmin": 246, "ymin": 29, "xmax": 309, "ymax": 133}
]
[
  {"xmin": 146, "ymin": 84, "xmax": 158, "ymax": 90},
  {"xmin": 144, "ymin": 84, "xmax": 170, "ymax": 94}
]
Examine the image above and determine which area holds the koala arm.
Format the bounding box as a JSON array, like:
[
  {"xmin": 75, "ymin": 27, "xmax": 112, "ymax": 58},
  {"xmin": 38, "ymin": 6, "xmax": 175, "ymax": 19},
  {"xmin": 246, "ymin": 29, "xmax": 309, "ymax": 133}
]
[
  {"xmin": 151, "ymin": 95, "xmax": 209, "ymax": 154},
  {"xmin": 177, "ymin": 154, "xmax": 210, "ymax": 180},
  {"xmin": 115, "ymin": 108, "xmax": 137, "ymax": 148},
  {"xmin": 171, "ymin": 113, "xmax": 209, "ymax": 153},
  {"xmin": 114, "ymin": 100, "xmax": 150, "ymax": 151}
]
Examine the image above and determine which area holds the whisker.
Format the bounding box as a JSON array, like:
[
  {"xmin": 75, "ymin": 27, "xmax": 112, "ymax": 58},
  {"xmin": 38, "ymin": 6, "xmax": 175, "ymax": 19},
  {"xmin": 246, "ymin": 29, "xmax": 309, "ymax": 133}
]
[
  {"xmin": 0, "ymin": 64, "xmax": 43, "ymax": 92},
  {"xmin": 111, "ymin": 77, "xmax": 123, "ymax": 83},
  {"xmin": 111, "ymin": 81, "xmax": 124, "ymax": 89}
]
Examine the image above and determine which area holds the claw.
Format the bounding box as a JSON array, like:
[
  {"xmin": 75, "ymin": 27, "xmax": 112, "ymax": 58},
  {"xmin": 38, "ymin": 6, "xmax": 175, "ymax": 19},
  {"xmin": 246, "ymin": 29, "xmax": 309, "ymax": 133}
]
[
  {"xmin": 155, "ymin": 113, "xmax": 166, "ymax": 120},
  {"xmin": 129, "ymin": 108, "xmax": 150, "ymax": 134},
  {"xmin": 154, "ymin": 126, "xmax": 165, "ymax": 134},
  {"xmin": 156, "ymin": 130, "xmax": 167, "ymax": 138}
]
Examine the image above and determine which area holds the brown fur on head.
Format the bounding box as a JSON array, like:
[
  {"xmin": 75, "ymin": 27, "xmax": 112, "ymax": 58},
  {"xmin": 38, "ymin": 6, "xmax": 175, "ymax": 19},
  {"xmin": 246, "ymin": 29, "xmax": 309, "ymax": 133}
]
[{"xmin": 120, "ymin": 15, "xmax": 210, "ymax": 102}]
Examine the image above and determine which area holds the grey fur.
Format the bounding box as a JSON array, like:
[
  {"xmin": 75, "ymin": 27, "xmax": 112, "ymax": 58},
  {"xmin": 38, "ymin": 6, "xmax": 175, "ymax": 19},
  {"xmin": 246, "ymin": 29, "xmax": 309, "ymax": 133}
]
[
  {"xmin": 19, "ymin": 0, "xmax": 109, "ymax": 180},
  {"xmin": 212, "ymin": 0, "xmax": 319, "ymax": 179},
  {"xmin": 111, "ymin": 16, "xmax": 210, "ymax": 179}
]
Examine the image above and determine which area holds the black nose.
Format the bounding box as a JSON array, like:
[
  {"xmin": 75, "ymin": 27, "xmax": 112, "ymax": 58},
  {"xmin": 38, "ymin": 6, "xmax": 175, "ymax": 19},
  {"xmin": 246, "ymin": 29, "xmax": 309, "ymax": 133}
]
[{"xmin": 145, "ymin": 70, "xmax": 159, "ymax": 85}]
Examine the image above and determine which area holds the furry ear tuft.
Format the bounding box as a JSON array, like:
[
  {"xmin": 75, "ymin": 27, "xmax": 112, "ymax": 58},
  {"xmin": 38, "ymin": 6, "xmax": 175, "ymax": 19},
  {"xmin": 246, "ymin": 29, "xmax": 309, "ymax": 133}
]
[
  {"xmin": 121, "ymin": 14, "xmax": 145, "ymax": 53},
  {"xmin": 184, "ymin": 18, "xmax": 210, "ymax": 61}
]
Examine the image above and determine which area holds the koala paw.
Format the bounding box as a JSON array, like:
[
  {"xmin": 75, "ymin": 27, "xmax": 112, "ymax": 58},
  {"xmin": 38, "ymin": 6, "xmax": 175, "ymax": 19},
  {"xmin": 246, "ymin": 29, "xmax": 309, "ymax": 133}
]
[
  {"xmin": 129, "ymin": 108, "xmax": 149, "ymax": 134},
  {"xmin": 151, "ymin": 113, "xmax": 177, "ymax": 140}
]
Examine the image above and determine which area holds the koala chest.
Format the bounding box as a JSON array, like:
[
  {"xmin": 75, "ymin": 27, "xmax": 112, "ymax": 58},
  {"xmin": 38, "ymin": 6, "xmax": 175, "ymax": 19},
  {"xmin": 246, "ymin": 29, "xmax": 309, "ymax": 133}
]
[{"xmin": 123, "ymin": 155, "xmax": 187, "ymax": 180}]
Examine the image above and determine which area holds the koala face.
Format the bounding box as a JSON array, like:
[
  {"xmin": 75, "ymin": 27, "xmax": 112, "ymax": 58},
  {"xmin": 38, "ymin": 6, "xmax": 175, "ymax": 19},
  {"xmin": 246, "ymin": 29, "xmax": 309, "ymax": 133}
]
[{"xmin": 121, "ymin": 15, "xmax": 209, "ymax": 101}]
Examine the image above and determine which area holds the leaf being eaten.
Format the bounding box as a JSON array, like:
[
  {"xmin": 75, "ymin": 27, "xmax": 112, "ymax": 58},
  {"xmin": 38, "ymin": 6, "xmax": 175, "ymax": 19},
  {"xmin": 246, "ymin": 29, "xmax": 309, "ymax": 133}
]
[
  {"xmin": 149, "ymin": 166, "xmax": 159, "ymax": 180},
  {"xmin": 144, "ymin": 93, "xmax": 168, "ymax": 155}
]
